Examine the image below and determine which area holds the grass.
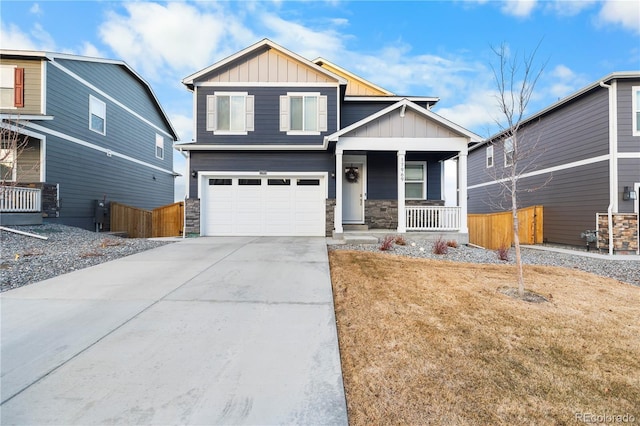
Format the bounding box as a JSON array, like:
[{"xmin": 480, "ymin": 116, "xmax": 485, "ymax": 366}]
[{"xmin": 328, "ymin": 250, "xmax": 640, "ymax": 425}]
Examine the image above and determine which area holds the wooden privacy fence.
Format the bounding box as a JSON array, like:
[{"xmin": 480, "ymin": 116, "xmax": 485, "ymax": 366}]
[
  {"xmin": 468, "ymin": 205, "xmax": 543, "ymax": 250},
  {"xmin": 111, "ymin": 201, "xmax": 184, "ymax": 238}
]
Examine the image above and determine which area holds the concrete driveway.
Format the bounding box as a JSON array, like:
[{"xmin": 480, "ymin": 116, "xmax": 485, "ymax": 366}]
[{"xmin": 0, "ymin": 237, "xmax": 347, "ymax": 425}]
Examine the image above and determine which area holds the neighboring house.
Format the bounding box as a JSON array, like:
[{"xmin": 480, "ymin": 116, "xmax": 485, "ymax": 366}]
[
  {"xmin": 178, "ymin": 39, "xmax": 481, "ymax": 239},
  {"xmin": 0, "ymin": 50, "xmax": 179, "ymax": 230},
  {"xmin": 467, "ymin": 72, "xmax": 640, "ymax": 254}
]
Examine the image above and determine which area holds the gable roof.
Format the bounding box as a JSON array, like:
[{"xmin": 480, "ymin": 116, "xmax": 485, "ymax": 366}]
[
  {"xmin": 0, "ymin": 49, "xmax": 179, "ymax": 141},
  {"xmin": 470, "ymin": 70, "xmax": 640, "ymax": 151},
  {"xmin": 325, "ymin": 98, "xmax": 483, "ymax": 143},
  {"xmin": 182, "ymin": 39, "xmax": 348, "ymax": 89},
  {"xmin": 313, "ymin": 57, "xmax": 394, "ymax": 96}
]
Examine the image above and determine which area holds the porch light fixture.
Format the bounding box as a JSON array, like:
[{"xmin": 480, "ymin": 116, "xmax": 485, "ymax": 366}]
[
  {"xmin": 191, "ymin": 170, "xmax": 197, "ymax": 178},
  {"xmin": 623, "ymin": 186, "xmax": 637, "ymax": 201}
]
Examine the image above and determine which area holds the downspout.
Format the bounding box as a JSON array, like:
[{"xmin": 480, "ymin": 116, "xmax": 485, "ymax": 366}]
[{"xmin": 599, "ymin": 80, "xmax": 616, "ymax": 255}]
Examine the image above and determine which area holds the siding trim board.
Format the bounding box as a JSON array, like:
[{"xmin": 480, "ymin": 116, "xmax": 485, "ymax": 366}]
[
  {"xmin": 468, "ymin": 154, "xmax": 610, "ymax": 190},
  {"xmin": 47, "ymin": 59, "xmax": 175, "ymax": 139},
  {"xmin": 194, "ymin": 82, "xmax": 341, "ymax": 88},
  {"xmin": 25, "ymin": 121, "xmax": 175, "ymax": 175}
]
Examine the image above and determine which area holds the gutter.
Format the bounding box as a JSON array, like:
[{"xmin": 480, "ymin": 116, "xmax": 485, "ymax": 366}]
[{"xmin": 599, "ymin": 80, "xmax": 617, "ymax": 255}]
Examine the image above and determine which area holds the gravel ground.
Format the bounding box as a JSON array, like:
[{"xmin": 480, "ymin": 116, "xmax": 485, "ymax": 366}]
[
  {"xmin": 2, "ymin": 225, "xmax": 638, "ymax": 292},
  {"xmin": 1, "ymin": 224, "xmax": 174, "ymax": 292},
  {"xmin": 329, "ymin": 236, "xmax": 640, "ymax": 287}
]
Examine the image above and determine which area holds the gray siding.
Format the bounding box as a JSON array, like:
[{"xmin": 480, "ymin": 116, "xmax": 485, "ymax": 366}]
[
  {"xmin": 618, "ymin": 158, "xmax": 640, "ymax": 213},
  {"xmin": 366, "ymin": 151, "xmax": 442, "ymax": 200},
  {"xmin": 196, "ymin": 86, "xmax": 338, "ymax": 146},
  {"xmin": 616, "ymin": 78, "xmax": 640, "ymax": 152},
  {"xmin": 189, "ymin": 151, "xmax": 336, "ymax": 198},
  {"xmin": 37, "ymin": 60, "xmax": 174, "ymax": 229}
]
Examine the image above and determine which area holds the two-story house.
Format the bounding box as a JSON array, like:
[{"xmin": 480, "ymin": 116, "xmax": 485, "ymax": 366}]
[
  {"xmin": 0, "ymin": 50, "xmax": 178, "ymax": 230},
  {"xmin": 179, "ymin": 39, "xmax": 481, "ymax": 240},
  {"xmin": 467, "ymin": 72, "xmax": 640, "ymax": 254}
]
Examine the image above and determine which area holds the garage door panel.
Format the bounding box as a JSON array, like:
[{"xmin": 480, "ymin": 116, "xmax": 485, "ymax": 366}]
[{"xmin": 205, "ymin": 175, "xmax": 325, "ymax": 236}]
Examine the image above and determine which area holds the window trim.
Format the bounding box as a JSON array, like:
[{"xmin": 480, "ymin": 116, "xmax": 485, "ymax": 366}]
[
  {"xmin": 633, "ymin": 86, "xmax": 640, "ymax": 137},
  {"xmin": 89, "ymin": 95, "xmax": 106, "ymax": 135},
  {"xmin": 486, "ymin": 145, "xmax": 494, "ymax": 168},
  {"xmin": 405, "ymin": 161, "xmax": 427, "ymax": 200},
  {"xmin": 280, "ymin": 92, "xmax": 327, "ymax": 135},
  {"xmin": 0, "ymin": 65, "xmax": 17, "ymax": 110},
  {"xmin": 207, "ymin": 92, "xmax": 253, "ymax": 135},
  {"xmin": 155, "ymin": 134, "xmax": 164, "ymax": 159},
  {"xmin": 504, "ymin": 137, "xmax": 514, "ymax": 167},
  {"xmin": 0, "ymin": 146, "xmax": 17, "ymax": 182}
]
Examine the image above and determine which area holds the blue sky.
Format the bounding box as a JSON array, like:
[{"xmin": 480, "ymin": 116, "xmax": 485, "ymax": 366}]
[{"xmin": 1, "ymin": 0, "xmax": 639, "ymax": 198}]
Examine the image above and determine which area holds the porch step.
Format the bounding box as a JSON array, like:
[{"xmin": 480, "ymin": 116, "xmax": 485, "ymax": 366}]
[
  {"xmin": 343, "ymin": 224, "xmax": 369, "ymax": 231},
  {"xmin": 343, "ymin": 235, "xmax": 379, "ymax": 245}
]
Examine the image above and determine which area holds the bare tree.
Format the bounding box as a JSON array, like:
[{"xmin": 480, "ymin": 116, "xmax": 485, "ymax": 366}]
[
  {"xmin": 1, "ymin": 118, "xmax": 32, "ymax": 186},
  {"xmin": 489, "ymin": 41, "xmax": 549, "ymax": 298}
]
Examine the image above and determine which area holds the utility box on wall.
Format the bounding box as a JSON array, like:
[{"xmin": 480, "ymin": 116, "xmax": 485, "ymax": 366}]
[{"xmin": 94, "ymin": 199, "xmax": 109, "ymax": 231}]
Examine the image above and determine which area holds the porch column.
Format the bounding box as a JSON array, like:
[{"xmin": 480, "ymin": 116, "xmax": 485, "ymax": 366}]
[
  {"xmin": 458, "ymin": 152, "xmax": 468, "ymax": 234},
  {"xmin": 397, "ymin": 150, "xmax": 406, "ymax": 233},
  {"xmin": 334, "ymin": 150, "xmax": 343, "ymax": 234}
]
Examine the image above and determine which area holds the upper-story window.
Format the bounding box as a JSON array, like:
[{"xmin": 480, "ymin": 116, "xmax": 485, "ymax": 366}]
[
  {"xmin": 486, "ymin": 145, "xmax": 494, "ymax": 168},
  {"xmin": 633, "ymin": 86, "xmax": 640, "ymax": 136},
  {"xmin": 155, "ymin": 134, "xmax": 164, "ymax": 159},
  {"xmin": 504, "ymin": 137, "xmax": 514, "ymax": 167},
  {"xmin": 206, "ymin": 92, "xmax": 254, "ymax": 135},
  {"xmin": 0, "ymin": 65, "xmax": 24, "ymax": 109},
  {"xmin": 89, "ymin": 95, "xmax": 106, "ymax": 135},
  {"xmin": 280, "ymin": 93, "xmax": 327, "ymax": 135},
  {"xmin": 405, "ymin": 162, "xmax": 427, "ymax": 199}
]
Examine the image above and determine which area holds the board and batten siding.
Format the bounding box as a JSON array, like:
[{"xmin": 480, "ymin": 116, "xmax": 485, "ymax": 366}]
[
  {"xmin": 198, "ymin": 46, "xmax": 336, "ymax": 85},
  {"xmin": 0, "ymin": 57, "xmax": 43, "ymax": 115},
  {"xmin": 196, "ymin": 86, "xmax": 338, "ymax": 146},
  {"xmin": 343, "ymin": 108, "xmax": 458, "ymax": 139},
  {"xmin": 189, "ymin": 151, "xmax": 336, "ymax": 198}
]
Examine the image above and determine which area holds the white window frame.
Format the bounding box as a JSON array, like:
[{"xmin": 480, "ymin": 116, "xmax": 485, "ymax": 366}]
[
  {"xmin": 0, "ymin": 146, "xmax": 17, "ymax": 182},
  {"xmin": 486, "ymin": 145, "xmax": 494, "ymax": 168},
  {"xmin": 280, "ymin": 92, "xmax": 327, "ymax": 135},
  {"xmin": 0, "ymin": 65, "xmax": 17, "ymax": 110},
  {"xmin": 89, "ymin": 95, "xmax": 106, "ymax": 135},
  {"xmin": 206, "ymin": 92, "xmax": 253, "ymax": 135},
  {"xmin": 405, "ymin": 161, "xmax": 427, "ymax": 200},
  {"xmin": 633, "ymin": 86, "xmax": 640, "ymax": 137},
  {"xmin": 504, "ymin": 137, "xmax": 514, "ymax": 167},
  {"xmin": 155, "ymin": 134, "xmax": 164, "ymax": 159}
]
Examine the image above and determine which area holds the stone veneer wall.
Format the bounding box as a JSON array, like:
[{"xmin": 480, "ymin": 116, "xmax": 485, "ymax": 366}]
[
  {"xmin": 364, "ymin": 199, "xmax": 445, "ymax": 229},
  {"xmin": 185, "ymin": 198, "xmax": 200, "ymax": 235},
  {"xmin": 325, "ymin": 199, "xmax": 335, "ymax": 237},
  {"xmin": 597, "ymin": 213, "xmax": 639, "ymax": 254}
]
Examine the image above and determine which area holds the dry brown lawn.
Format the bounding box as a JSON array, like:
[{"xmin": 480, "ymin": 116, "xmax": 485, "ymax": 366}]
[{"xmin": 329, "ymin": 250, "xmax": 640, "ymax": 425}]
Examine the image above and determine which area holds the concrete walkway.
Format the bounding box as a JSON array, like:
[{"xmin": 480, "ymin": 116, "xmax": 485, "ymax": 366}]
[{"xmin": 0, "ymin": 237, "xmax": 347, "ymax": 425}]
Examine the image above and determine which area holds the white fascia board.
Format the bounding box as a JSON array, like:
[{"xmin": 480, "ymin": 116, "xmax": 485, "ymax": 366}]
[
  {"xmin": 345, "ymin": 96, "xmax": 440, "ymax": 103},
  {"xmin": 194, "ymin": 82, "xmax": 341, "ymax": 88},
  {"xmin": 336, "ymin": 137, "xmax": 468, "ymax": 153},
  {"xmin": 183, "ymin": 38, "xmax": 347, "ymax": 86},
  {"xmin": 326, "ymin": 98, "xmax": 482, "ymax": 143},
  {"xmin": 25, "ymin": 121, "xmax": 175, "ymax": 175},
  {"xmin": 177, "ymin": 143, "xmax": 328, "ymax": 151}
]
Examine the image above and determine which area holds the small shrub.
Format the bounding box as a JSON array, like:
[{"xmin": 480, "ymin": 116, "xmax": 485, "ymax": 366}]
[
  {"xmin": 432, "ymin": 237, "xmax": 448, "ymax": 255},
  {"xmin": 394, "ymin": 235, "xmax": 407, "ymax": 246},
  {"xmin": 497, "ymin": 246, "xmax": 510, "ymax": 261},
  {"xmin": 379, "ymin": 235, "xmax": 395, "ymax": 251},
  {"xmin": 447, "ymin": 240, "xmax": 459, "ymax": 248}
]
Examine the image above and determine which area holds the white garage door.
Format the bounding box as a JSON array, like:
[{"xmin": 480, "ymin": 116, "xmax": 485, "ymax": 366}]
[{"xmin": 204, "ymin": 176, "xmax": 326, "ymax": 236}]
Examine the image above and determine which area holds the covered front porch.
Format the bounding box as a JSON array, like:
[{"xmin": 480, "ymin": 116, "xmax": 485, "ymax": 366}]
[{"xmin": 325, "ymin": 99, "xmax": 478, "ymax": 243}]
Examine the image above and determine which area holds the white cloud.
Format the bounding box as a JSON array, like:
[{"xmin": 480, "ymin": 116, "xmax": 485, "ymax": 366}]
[
  {"xmin": 597, "ymin": 0, "xmax": 640, "ymax": 34},
  {"xmin": 29, "ymin": 3, "xmax": 42, "ymax": 16},
  {"xmin": 546, "ymin": 0, "xmax": 596, "ymax": 16},
  {"xmin": 435, "ymin": 89, "xmax": 501, "ymax": 137},
  {"xmin": 0, "ymin": 21, "xmax": 55, "ymax": 51},
  {"xmin": 98, "ymin": 2, "xmax": 253, "ymax": 80},
  {"xmin": 79, "ymin": 42, "xmax": 104, "ymax": 59},
  {"xmin": 501, "ymin": 0, "xmax": 537, "ymax": 17}
]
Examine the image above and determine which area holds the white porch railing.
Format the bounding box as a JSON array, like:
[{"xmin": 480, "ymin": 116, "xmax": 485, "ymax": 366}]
[
  {"xmin": 0, "ymin": 186, "xmax": 42, "ymax": 212},
  {"xmin": 406, "ymin": 206, "xmax": 461, "ymax": 231}
]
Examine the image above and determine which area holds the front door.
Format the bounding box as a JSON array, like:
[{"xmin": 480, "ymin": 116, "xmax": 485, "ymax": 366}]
[{"xmin": 343, "ymin": 161, "xmax": 364, "ymax": 223}]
